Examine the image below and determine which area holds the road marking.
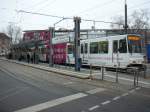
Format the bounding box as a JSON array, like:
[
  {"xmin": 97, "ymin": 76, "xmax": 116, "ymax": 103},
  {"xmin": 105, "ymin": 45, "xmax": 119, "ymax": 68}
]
[
  {"xmin": 63, "ymin": 82, "xmax": 74, "ymax": 85},
  {"xmin": 129, "ymin": 89, "xmax": 135, "ymax": 93},
  {"xmin": 14, "ymin": 93, "xmax": 87, "ymax": 112},
  {"xmin": 0, "ymin": 87, "xmax": 28, "ymax": 102},
  {"xmin": 105, "ymin": 74, "xmax": 150, "ymax": 85},
  {"xmin": 112, "ymin": 96, "xmax": 121, "ymax": 101},
  {"xmin": 89, "ymin": 105, "xmax": 100, "ymax": 111},
  {"xmin": 101, "ymin": 100, "xmax": 111, "ymax": 105},
  {"xmin": 0, "ymin": 87, "xmax": 18, "ymax": 96},
  {"xmin": 122, "ymin": 93, "xmax": 129, "ymax": 97},
  {"xmin": 81, "ymin": 111, "xmax": 86, "ymax": 112},
  {"xmin": 136, "ymin": 87, "xmax": 141, "ymax": 90},
  {"xmin": 86, "ymin": 88, "xmax": 106, "ymax": 94}
]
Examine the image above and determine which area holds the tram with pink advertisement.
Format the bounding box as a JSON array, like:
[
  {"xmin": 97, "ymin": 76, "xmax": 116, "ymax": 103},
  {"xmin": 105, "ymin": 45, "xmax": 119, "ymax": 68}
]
[{"xmin": 53, "ymin": 34, "xmax": 145, "ymax": 69}]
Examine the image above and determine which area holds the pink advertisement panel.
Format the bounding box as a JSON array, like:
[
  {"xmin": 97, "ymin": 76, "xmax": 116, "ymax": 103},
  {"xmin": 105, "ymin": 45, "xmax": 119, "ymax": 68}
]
[{"xmin": 53, "ymin": 43, "xmax": 67, "ymax": 64}]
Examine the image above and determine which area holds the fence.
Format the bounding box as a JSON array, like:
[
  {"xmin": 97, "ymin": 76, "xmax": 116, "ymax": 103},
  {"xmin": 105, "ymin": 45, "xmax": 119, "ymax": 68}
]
[{"xmin": 89, "ymin": 64, "xmax": 147, "ymax": 87}]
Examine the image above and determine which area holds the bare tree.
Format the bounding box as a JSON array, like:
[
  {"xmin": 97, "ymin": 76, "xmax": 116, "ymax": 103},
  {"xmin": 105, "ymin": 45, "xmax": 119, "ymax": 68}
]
[
  {"xmin": 130, "ymin": 10, "xmax": 149, "ymax": 33},
  {"xmin": 110, "ymin": 9, "xmax": 150, "ymax": 32},
  {"xmin": 110, "ymin": 16, "xmax": 125, "ymax": 29},
  {"xmin": 6, "ymin": 23, "xmax": 22, "ymax": 44}
]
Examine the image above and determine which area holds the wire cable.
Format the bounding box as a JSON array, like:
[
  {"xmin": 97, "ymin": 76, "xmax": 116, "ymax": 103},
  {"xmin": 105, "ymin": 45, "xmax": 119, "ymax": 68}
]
[
  {"xmin": 73, "ymin": 0, "xmax": 118, "ymax": 16},
  {"xmin": 35, "ymin": 0, "xmax": 57, "ymax": 12},
  {"xmin": 17, "ymin": 9, "xmax": 124, "ymax": 26},
  {"xmin": 23, "ymin": 0, "xmax": 49, "ymax": 11},
  {"xmin": 110, "ymin": 0, "xmax": 150, "ymax": 17},
  {"xmin": 17, "ymin": 10, "xmax": 72, "ymax": 19}
]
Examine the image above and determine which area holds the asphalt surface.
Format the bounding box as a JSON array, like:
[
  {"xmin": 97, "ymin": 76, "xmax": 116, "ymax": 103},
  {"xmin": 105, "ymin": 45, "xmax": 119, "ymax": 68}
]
[{"xmin": 0, "ymin": 60, "xmax": 150, "ymax": 112}]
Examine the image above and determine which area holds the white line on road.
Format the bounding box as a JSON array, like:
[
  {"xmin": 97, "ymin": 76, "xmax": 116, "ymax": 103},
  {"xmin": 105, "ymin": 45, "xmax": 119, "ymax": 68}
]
[
  {"xmin": 0, "ymin": 87, "xmax": 18, "ymax": 96},
  {"xmin": 129, "ymin": 89, "xmax": 135, "ymax": 93},
  {"xmin": 81, "ymin": 111, "xmax": 86, "ymax": 112},
  {"xmin": 112, "ymin": 96, "xmax": 121, "ymax": 101},
  {"xmin": 63, "ymin": 82, "xmax": 74, "ymax": 85},
  {"xmin": 136, "ymin": 87, "xmax": 141, "ymax": 90},
  {"xmin": 89, "ymin": 105, "xmax": 100, "ymax": 111},
  {"xmin": 86, "ymin": 88, "xmax": 106, "ymax": 94},
  {"xmin": 0, "ymin": 87, "xmax": 29, "ymax": 102},
  {"xmin": 101, "ymin": 100, "xmax": 111, "ymax": 105},
  {"xmin": 121, "ymin": 93, "xmax": 129, "ymax": 97},
  {"xmin": 14, "ymin": 93, "xmax": 87, "ymax": 112}
]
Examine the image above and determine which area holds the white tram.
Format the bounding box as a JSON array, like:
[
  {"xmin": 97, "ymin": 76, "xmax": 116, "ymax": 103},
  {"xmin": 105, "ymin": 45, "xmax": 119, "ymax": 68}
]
[{"xmin": 66, "ymin": 34, "xmax": 145, "ymax": 68}]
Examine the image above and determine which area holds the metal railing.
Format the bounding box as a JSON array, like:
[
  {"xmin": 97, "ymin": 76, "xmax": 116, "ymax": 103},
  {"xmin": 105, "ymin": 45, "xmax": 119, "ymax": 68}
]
[{"xmin": 89, "ymin": 64, "xmax": 147, "ymax": 87}]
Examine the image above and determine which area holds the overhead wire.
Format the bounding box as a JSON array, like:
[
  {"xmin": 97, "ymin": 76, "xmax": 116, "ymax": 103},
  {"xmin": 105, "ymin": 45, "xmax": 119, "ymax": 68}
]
[
  {"xmin": 17, "ymin": 0, "xmax": 150, "ymax": 29},
  {"xmin": 73, "ymin": 0, "xmax": 118, "ymax": 16},
  {"xmin": 108, "ymin": 0, "xmax": 150, "ymax": 18},
  {"xmin": 84, "ymin": 0, "xmax": 150, "ymax": 23},
  {"xmin": 34, "ymin": 0, "xmax": 57, "ymax": 12},
  {"xmin": 15, "ymin": 0, "xmax": 20, "ymax": 25},
  {"xmin": 6, "ymin": 0, "xmax": 150, "ymax": 30},
  {"xmin": 17, "ymin": 10, "xmax": 72, "ymax": 19},
  {"xmin": 22, "ymin": 0, "xmax": 49, "ymax": 11},
  {"xmin": 17, "ymin": 9, "xmax": 124, "ymax": 26}
]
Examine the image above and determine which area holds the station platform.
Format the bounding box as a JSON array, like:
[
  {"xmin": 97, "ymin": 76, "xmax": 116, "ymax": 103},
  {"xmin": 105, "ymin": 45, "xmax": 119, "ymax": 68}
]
[{"xmin": 1, "ymin": 58, "xmax": 150, "ymax": 88}]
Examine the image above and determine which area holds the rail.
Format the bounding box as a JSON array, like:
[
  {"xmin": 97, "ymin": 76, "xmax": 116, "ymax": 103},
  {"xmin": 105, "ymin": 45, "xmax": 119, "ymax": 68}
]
[{"xmin": 89, "ymin": 64, "xmax": 147, "ymax": 87}]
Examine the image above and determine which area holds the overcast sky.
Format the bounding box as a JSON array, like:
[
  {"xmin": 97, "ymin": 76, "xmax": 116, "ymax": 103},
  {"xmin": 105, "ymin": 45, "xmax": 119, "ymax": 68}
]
[{"xmin": 0, "ymin": 0, "xmax": 150, "ymax": 31}]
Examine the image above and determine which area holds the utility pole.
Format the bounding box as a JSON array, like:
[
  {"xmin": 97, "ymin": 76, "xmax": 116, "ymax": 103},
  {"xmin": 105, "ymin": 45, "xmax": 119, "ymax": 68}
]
[
  {"xmin": 49, "ymin": 27, "xmax": 54, "ymax": 67},
  {"xmin": 124, "ymin": 0, "xmax": 128, "ymax": 34},
  {"xmin": 145, "ymin": 30, "xmax": 148, "ymax": 63},
  {"xmin": 74, "ymin": 17, "xmax": 81, "ymax": 71}
]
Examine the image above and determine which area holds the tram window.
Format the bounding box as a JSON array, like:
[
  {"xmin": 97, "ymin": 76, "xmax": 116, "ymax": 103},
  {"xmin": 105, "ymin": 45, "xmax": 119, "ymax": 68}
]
[
  {"xmin": 85, "ymin": 43, "xmax": 88, "ymax": 54},
  {"xmin": 68, "ymin": 45, "xmax": 73, "ymax": 54},
  {"xmin": 99, "ymin": 41, "xmax": 108, "ymax": 53},
  {"xmin": 113, "ymin": 40, "xmax": 118, "ymax": 53},
  {"xmin": 81, "ymin": 44, "xmax": 83, "ymax": 53},
  {"xmin": 119, "ymin": 38, "xmax": 127, "ymax": 53},
  {"xmin": 90, "ymin": 42, "xmax": 98, "ymax": 54}
]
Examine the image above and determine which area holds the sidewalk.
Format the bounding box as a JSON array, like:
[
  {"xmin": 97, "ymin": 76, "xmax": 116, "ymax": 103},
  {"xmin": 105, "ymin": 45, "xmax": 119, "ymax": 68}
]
[
  {"xmin": 1, "ymin": 58, "xmax": 150, "ymax": 88},
  {"xmin": 1, "ymin": 58, "xmax": 90, "ymax": 79}
]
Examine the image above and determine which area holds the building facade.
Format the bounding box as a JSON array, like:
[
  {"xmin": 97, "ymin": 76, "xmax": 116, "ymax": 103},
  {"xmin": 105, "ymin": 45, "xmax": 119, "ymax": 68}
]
[{"xmin": 0, "ymin": 33, "xmax": 11, "ymax": 56}]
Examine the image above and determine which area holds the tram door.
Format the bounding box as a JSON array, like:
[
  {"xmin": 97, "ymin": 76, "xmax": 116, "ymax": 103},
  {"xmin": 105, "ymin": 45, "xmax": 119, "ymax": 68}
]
[
  {"xmin": 81, "ymin": 43, "xmax": 88, "ymax": 64},
  {"xmin": 112, "ymin": 40, "xmax": 119, "ymax": 67},
  {"xmin": 112, "ymin": 38, "xmax": 127, "ymax": 67}
]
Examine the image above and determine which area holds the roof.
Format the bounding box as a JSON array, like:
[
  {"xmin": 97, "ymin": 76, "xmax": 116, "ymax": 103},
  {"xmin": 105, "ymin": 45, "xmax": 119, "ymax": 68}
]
[
  {"xmin": 0, "ymin": 33, "xmax": 11, "ymax": 40},
  {"xmin": 23, "ymin": 29, "xmax": 48, "ymax": 32}
]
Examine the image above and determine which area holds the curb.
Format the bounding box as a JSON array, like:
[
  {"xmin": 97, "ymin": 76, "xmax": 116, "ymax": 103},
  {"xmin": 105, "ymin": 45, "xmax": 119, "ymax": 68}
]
[{"xmin": 0, "ymin": 58, "xmax": 90, "ymax": 79}]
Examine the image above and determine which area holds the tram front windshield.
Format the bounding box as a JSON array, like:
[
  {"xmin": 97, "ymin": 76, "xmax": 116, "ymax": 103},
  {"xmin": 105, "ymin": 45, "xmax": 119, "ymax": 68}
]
[{"xmin": 128, "ymin": 36, "xmax": 142, "ymax": 53}]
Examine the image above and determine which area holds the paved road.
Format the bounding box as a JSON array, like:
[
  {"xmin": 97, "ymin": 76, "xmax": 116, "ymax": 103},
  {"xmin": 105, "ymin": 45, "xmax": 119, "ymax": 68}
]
[{"xmin": 0, "ymin": 60, "xmax": 150, "ymax": 112}]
